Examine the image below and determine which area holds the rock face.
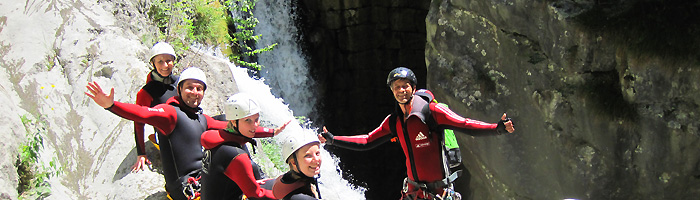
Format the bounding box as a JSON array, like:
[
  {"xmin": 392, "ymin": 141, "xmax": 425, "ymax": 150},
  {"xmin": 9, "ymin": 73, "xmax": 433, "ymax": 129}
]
[
  {"xmin": 425, "ymin": 0, "xmax": 700, "ymax": 199},
  {"xmin": 0, "ymin": 0, "xmax": 237, "ymax": 199}
]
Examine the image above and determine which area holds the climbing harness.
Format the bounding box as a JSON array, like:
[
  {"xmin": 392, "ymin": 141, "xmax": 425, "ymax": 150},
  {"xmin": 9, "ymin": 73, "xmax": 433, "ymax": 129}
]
[
  {"xmin": 401, "ymin": 173, "xmax": 462, "ymax": 200},
  {"xmin": 182, "ymin": 175, "xmax": 201, "ymax": 200}
]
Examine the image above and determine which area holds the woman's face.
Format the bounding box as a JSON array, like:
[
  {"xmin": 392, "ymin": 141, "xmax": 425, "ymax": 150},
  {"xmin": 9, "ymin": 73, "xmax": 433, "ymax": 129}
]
[
  {"xmin": 293, "ymin": 143, "xmax": 322, "ymax": 177},
  {"xmin": 235, "ymin": 113, "xmax": 260, "ymax": 138},
  {"xmin": 151, "ymin": 54, "xmax": 175, "ymax": 77}
]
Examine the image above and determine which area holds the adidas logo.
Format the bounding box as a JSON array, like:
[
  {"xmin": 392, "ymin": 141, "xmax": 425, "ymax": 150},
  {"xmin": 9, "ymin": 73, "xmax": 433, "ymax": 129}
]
[{"xmin": 415, "ymin": 132, "xmax": 427, "ymax": 141}]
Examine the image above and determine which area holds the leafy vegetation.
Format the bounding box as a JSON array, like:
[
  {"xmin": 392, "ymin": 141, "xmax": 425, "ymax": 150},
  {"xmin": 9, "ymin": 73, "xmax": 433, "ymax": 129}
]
[
  {"xmin": 147, "ymin": 0, "xmax": 276, "ymax": 70},
  {"xmin": 16, "ymin": 115, "xmax": 62, "ymax": 199},
  {"xmin": 223, "ymin": 0, "xmax": 277, "ymax": 70},
  {"xmin": 260, "ymin": 138, "xmax": 289, "ymax": 172}
]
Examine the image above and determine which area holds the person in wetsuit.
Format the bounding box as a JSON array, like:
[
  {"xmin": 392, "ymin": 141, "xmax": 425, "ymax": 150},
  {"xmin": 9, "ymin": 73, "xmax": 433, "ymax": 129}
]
[
  {"xmin": 200, "ymin": 93, "xmax": 290, "ymax": 200},
  {"xmin": 319, "ymin": 67, "xmax": 515, "ymax": 200},
  {"xmin": 86, "ymin": 67, "xmax": 287, "ymax": 200},
  {"xmin": 132, "ymin": 42, "xmax": 179, "ymax": 172},
  {"xmin": 272, "ymin": 131, "xmax": 324, "ymax": 200}
]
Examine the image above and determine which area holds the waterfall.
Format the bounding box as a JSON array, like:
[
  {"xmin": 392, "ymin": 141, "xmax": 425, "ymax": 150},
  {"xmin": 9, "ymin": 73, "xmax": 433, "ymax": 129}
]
[
  {"xmin": 230, "ymin": 65, "xmax": 365, "ymax": 200},
  {"xmin": 254, "ymin": 0, "xmax": 316, "ymax": 118},
  {"xmin": 224, "ymin": 1, "xmax": 364, "ymax": 199}
]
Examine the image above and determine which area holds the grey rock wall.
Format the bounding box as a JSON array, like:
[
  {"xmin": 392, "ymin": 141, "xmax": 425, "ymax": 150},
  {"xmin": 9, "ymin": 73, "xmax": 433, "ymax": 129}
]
[
  {"xmin": 0, "ymin": 0, "xmax": 238, "ymax": 199},
  {"xmin": 426, "ymin": 0, "xmax": 700, "ymax": 199}
]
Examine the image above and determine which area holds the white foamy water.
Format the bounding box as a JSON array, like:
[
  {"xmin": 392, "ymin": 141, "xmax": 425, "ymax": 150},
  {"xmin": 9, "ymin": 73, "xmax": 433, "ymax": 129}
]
[
  {"xmin": 254, "ymin": 0, "xmax": 317, "ymax": 118},
  {"xmin": 230, "ymin": 65, "xmax": 365, "ymax": 199}
]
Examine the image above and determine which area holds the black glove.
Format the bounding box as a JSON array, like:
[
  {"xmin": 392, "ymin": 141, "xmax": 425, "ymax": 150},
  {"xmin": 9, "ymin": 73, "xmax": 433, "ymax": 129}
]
[
  {"xmin": 496, "ymin": 117, "xmax": 512, "ymax": 134},
  {"xmin": 321, "ymin": 131, "xmax": 334, "ymax": 145}
]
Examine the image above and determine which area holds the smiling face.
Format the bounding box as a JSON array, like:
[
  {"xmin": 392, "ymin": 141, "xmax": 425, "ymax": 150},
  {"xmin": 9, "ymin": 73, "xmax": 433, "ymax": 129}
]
[
  {"xmin": 291, "ymin": 143, "xmax": 322, "ymax": 177},
  {"xmin": 151, "ymin": 54, "xmax": 175, "ymax": 77},
  {"xmin": 179, "ymin": 79, "xmax": 205, "ymax": 108},
  {"xmin": 234, "ymin": 113, "xmax": 260, "ymax": 138},
  {"xmin": 390, "ymin": 78, "xmax": 414, "ymax": 104}
]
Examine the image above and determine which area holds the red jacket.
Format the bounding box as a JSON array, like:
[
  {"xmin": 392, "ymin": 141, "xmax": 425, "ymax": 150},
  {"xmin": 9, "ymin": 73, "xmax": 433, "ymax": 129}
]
[{"xmin": 331, "ymin": 95, "xmax": 498, "ymax": 183}]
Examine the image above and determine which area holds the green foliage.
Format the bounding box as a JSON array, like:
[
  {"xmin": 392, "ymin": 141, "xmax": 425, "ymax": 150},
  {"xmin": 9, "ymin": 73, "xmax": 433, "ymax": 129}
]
[
  {"xmin": 16, "ymin": 115, "xmax": 61, "ymax": 199},
  {"xmin": 192, "ymin": 0, "xmax": 231, "ymax": 45},
  {"xmin": 146, "ymin": 0, "xmax": 275, "ymax": 70},
  {"xmin": 260, "ymin": 138, "xmax": 289, "ymax": 172},
  {"xmin": 148, "ymin": 0, "xmax": 195, "ymax": 53},
  {"xmin": 224, "ymin": 0, "xmax": 277, "ymax": 70}
]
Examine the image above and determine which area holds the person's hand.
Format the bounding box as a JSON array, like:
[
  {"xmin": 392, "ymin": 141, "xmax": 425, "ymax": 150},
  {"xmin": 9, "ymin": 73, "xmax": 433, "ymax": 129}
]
[
  {"xmin": 317, "ymin": 126, "xmax": 329, "ymax": 143},
  {"xmin": 274, "ymin": 120, "xmax": 291, "ymax": 136},
  {"xmin": 501, "ymin": 113, "xmax": 514, "ymax": 133},
  {"xmin": 85, "ymin": 81, "xmax": 115, "ymax": 108},
  {"xmin": 131, "ymin": 155, "xmax": 152, "ymax": 172},
  {"xmin": 256, "ymin": 178, "xmax": 273, "ymax": 185}
]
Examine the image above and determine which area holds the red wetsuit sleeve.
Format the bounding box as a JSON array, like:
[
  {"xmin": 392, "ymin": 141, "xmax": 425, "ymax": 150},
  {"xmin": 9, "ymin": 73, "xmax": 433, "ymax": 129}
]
[
  {"xmin": 205, "ymin": 115, "xmax": 228, "ymax": 130},
  {"xmin": 224, "ymin": 154, "xmax": 276, "ymax": 199},
  {"xmin": 331, "ymin": 115, "xmax": 394, "ymax": 151},
  {"xmin": 133, "ymin": 89, "xmax": 153, "ymax": 155},
  {"xmin": 254, "ymin": 126, "xmax": 275, "ymax": 138},
  {"xmin": 431, "ymin": 103, "xmax": 498, "ymax": 134},
  {"xmin": 108, "ymin": 101, "xmax": 177, "ymax": 135}
]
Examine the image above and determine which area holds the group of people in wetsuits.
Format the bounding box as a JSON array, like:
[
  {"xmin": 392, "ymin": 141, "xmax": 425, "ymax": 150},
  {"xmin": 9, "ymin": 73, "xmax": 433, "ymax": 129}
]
[{"xmin": 84, "ymin": 42, "xmax": 515, "ymax": 200}]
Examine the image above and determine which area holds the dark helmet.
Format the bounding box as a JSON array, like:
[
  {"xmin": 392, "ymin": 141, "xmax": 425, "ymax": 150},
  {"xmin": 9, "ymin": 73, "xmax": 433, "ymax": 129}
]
[{"xmin": 386, "ymin": 67, "xmax": 417, "ymax": 87}]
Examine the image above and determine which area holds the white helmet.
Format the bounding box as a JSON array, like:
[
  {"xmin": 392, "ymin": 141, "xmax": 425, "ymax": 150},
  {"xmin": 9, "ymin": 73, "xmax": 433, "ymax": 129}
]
[
  {"xmin": 225, "ymin": 93, "xmax": 260, "ymax": 120},
  {"xmin": 281, "ymin": 133, "xmax": 320, "ymax": 162},
  {"xmin": 177, "ymin": 67, "xmax": 207, "ymax": 92},
  {"xmin": 149, "ymin": 42, "xmax": 177, "ymax": 63}
]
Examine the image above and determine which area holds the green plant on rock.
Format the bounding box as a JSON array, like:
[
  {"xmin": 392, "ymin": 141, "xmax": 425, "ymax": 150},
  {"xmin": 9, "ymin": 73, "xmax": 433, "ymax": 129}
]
[
  {"xmin": 260, "ymin": 138, "xmax": 289, "ymax": 172},
  {"xmin": 146, "ymin": 0, "xmax": 276, "ymax": 70},
  {"xmin": 16, "ymin": 115, "xmax": 61, "ymax": 199},
  {"xmin": 224, "ymin": 0, "xmax": 276, "ymax": 71}
]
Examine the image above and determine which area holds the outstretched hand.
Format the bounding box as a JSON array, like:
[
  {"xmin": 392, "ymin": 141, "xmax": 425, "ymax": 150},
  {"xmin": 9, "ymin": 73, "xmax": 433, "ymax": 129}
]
[
  {"xmin": 274, "ymin": 120, "xmax": 292, "ymax": 136},
  {"xmin": 85, "ymin": 81, "xmax": 115, "ymax": 108},
  {"xmin": 317, "ymin": 126, "xmax": 329, "ymax": 143},
  {"xmin": 501, "ymin": 113, "xmax": 515, "ymax": 133}
]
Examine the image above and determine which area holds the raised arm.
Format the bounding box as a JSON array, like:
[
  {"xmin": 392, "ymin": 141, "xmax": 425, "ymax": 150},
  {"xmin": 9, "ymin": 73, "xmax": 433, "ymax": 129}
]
[
  {"xmin": 320, "ymin": 115, "xmax": 394, "ymax": 151},
  {"xmin": 431, "ymin": 103, "xmax": 514, "ymax": 135}
]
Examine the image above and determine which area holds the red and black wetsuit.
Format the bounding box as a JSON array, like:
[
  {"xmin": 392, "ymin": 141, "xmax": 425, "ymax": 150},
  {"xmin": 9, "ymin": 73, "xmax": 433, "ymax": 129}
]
[
  {"xmin": 328, "ymin": 94, "xmax": 499, "ymax": 197},
  {"xmin": 200, "ymin": 128, "xmax": 276, "ymax": 200},
  {"xmin": 108, "ymin": 96, "xmax": 227, "ymax": 200},
  {"xmin": 134, "ymin": 71, "xmax": 178, "ymax": 155},
  {"xmin": 272, "ymin": 171, "xmax": 320, "ymax": 200}
]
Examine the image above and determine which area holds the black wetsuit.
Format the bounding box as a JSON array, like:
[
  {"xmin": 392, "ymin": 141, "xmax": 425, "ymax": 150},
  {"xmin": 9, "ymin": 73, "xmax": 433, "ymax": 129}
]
[
  {"xmin": 274, "ymin": 171, "xmax": 319, "ymax": 200},
  {"xmin": 134, "ymin": 71, "xmax": 178, "ymax": 155},
  {"xmin": 200, "ymin": 129, "xmax": 276, "ymax": 200},
  {"xmin": 108, "ymin": 97, "xmax": 228, "ymax": 200}
]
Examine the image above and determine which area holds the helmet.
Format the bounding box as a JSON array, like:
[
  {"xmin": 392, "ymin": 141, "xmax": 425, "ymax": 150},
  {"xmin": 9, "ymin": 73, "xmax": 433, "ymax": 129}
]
[
  {"xmin": 149, "ymin": 42, "xmax": 177, "ymax": 63},
  {"xmin": 386, "ymin": 67, "xmax": 417, "ymax": 87},
  {"xmin": 224, "ymin": 93, "xmax": 260, "ymax": 121},
  {"xmin": 177, "ymin": 67, "xmax": 207, "ymax": 92},
  {"xmin": 281, "ymin": 133, "xmax": 320, "ymax": 162}
]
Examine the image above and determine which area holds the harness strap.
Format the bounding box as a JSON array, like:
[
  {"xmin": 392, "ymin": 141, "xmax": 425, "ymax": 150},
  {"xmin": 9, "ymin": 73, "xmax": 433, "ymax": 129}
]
[
  {"xmin": 182, "ymin": 170, "xmax": 202, "ymax": 200},
  {"xmin": 405, "ymin": 170, "xmax": 462, "ymax": 193}
]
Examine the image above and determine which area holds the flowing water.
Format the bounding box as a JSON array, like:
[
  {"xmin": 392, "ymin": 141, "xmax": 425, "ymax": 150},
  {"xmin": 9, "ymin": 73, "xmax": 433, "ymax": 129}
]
[
  {"xmin": 254, "ymin": 0, "xmax": 317, "ymax": 118},
  {"xmin": 225, "ymin": 1, "xmax": 365, "ymax": 198},
  {"xmin": 229, "ymin": 65, "xmax": 365, "ymax": 200}
]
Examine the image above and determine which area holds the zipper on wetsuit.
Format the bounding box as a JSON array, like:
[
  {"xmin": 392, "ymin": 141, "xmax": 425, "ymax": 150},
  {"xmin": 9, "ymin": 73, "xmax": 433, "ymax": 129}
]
[{"xmin": 400, "ymin": 117, "xmax": 420, "ymax": 182}]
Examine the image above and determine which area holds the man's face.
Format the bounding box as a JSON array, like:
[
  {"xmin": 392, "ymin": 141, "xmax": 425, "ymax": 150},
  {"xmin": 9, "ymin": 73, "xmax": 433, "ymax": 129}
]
[
  {"xmin": 390, "ymin": 78, "xmax": 414, "ymax": 104},
  {"xmin": 151, "ymin": 54, "xmax": 175, "ymax": 77},
  {"xmin": 180, "ymin": 79, "xmax": 205, "ymax": 108}
]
